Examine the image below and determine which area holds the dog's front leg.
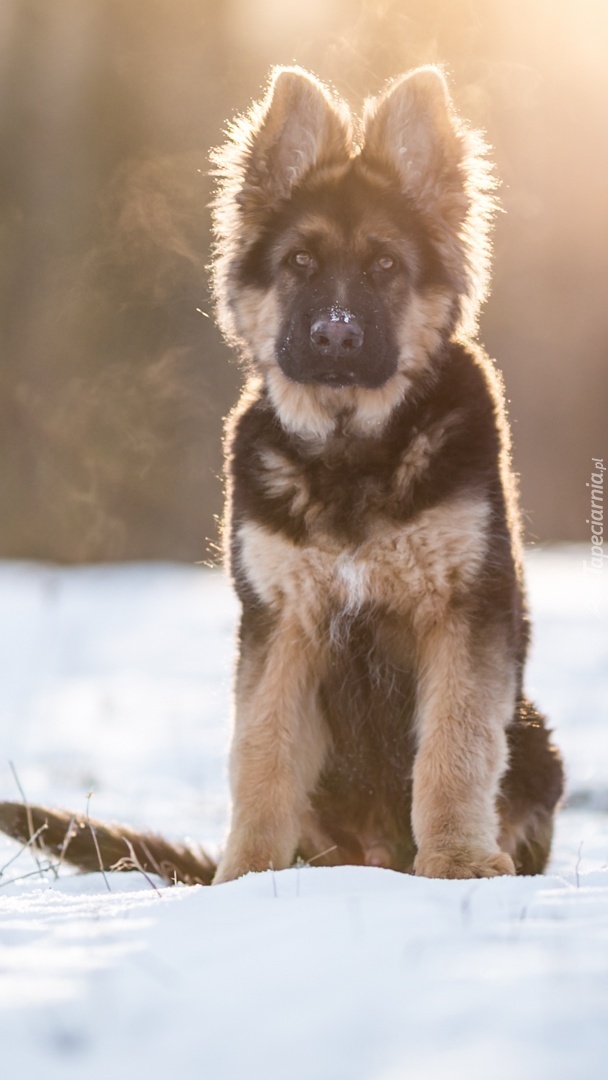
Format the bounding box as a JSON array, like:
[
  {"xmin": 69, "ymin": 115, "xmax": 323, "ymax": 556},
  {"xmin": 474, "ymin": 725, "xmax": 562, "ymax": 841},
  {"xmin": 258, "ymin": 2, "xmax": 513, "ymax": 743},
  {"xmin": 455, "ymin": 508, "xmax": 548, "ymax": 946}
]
[
  {"xmin": 214, "ymin": 616, "xmax": 327, "ymax": 884},
  {"xmin": 412, "ymin": 615, "xmax": 516, "ymax": 879}
]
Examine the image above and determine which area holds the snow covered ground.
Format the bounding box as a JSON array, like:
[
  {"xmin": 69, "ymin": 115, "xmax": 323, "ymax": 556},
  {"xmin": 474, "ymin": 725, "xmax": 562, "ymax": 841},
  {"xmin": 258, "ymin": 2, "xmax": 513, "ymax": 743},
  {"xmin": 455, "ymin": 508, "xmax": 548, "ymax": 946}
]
[{"xmin": 0, "ymin": 548, "xmax": 606, "ymax": 1079}]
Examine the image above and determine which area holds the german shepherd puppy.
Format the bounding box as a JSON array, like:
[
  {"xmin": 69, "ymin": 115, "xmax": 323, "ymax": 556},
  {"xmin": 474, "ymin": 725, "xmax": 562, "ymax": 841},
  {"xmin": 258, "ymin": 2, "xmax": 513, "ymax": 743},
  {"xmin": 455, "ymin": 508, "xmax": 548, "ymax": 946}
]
[{"xmin": 0, "ymin": 66, "xmax": 563, "ymax": 883}]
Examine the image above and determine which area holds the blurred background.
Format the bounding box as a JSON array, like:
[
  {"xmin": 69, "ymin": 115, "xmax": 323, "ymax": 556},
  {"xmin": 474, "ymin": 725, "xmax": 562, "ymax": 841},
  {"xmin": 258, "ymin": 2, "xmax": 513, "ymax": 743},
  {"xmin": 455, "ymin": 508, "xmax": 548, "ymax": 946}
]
[{"xmin": 1, "ymin": 0, "xmax": 606, "ymax": 563}]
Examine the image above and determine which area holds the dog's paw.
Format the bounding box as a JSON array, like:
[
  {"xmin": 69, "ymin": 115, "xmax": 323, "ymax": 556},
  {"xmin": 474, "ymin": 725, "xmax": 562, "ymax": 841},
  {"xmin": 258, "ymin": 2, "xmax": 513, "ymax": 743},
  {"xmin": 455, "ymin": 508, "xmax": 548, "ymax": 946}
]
[
  {"xmin": 414, "ymin": 848, "xmax": 516, "ymax": 880},
  {"xmin": 212, "ymin": 863, "xmax": 245, "ymax": 885},
  {"xmin": 213, "ymin": 855, "xmax": 262, "ymax": 884},
  {"xmin": 212, "ymin": 847, "xmax": 287, "ymax": 885}
]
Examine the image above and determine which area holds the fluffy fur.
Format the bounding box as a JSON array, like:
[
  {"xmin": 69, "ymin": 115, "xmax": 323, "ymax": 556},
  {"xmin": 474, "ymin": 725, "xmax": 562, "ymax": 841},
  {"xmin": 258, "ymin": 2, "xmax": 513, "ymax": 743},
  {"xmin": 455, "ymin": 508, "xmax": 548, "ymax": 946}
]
[
  {"xmin": 0, "ymin": 66, "xmax": 563, "ymax": 883},
  {"xmin": 212, "ymin": 65, "xmax": 563, "ymax": 883}
]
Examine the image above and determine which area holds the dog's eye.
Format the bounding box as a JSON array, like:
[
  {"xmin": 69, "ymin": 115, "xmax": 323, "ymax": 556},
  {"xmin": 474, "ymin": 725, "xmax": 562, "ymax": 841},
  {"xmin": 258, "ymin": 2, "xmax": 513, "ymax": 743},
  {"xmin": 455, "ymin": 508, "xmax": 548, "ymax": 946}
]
[
  {"xmin": 291, "ymin": 249, "xmax": 315, "ymax": 269},
  {"xmin": 371, "ymin": 254, "xmax": 396, "ymax": 273}
]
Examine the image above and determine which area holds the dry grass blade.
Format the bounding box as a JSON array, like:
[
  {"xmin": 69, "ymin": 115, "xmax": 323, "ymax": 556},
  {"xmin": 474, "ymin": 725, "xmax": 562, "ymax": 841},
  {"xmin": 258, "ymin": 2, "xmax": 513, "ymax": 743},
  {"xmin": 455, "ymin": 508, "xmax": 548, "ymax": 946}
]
[
  {"xmin": 87, "ymin": 821, "xmax": 112, "ymax": 892},
  {"xmin": 0, "ymin": 861, "xmax": 61, "ymax": 889},
  {"xmin": 307, "ymin": 845, "xmax": 338, "ymax": 865},
  {"xmin": 8, "ymin": 761, "xmax": 48, "ymax": 873},
  {"xmin": 111, "ymin": 838, "xmax": 163, "ymax": 896},
  {"xmin": 0, "ymin": 822, "xmax": 48, "ymax": 877}
]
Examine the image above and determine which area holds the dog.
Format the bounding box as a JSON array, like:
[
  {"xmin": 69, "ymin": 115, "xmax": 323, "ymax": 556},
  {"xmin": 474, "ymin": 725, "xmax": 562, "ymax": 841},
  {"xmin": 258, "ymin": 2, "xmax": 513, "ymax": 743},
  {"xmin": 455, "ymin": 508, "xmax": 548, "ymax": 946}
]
[{"xmin": 0, "ymin": 66, "xmax": 563, "ymax": 883}]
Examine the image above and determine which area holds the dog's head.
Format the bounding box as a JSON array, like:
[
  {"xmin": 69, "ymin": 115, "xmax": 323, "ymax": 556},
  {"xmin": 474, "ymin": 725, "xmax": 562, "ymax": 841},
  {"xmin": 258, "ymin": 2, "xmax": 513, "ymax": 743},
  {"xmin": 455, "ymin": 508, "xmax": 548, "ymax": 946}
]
[{"xmin": 211, "ymin": 67, "xmax": 496, "ymax": 438}]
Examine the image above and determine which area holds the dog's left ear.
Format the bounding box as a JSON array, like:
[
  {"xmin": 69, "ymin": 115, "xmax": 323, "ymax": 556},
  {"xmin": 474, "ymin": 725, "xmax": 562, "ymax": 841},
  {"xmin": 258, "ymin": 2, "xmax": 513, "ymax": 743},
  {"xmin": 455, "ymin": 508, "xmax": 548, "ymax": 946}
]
[
  {"xmin": 223, "ymin": 67, "xmax": 352, "ymax": 216},
  {"xmin": 362, "ymin": 67, "xmax": 471, "ymax": 226},
  {"xmin": 249, "ymin": 68, "xmax": 351, "ymax": 195}
]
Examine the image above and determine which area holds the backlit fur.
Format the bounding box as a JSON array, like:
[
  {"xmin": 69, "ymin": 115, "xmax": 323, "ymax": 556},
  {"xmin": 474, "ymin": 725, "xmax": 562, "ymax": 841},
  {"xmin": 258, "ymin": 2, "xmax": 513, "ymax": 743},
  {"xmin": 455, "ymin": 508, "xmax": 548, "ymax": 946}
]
[
  {"xmin": 210, "ymin": 65, "xmax": 563, "ymax": 883},
  {"xmin": 0, "ymin": 67, "xmax": 564, "ymax": 887}
]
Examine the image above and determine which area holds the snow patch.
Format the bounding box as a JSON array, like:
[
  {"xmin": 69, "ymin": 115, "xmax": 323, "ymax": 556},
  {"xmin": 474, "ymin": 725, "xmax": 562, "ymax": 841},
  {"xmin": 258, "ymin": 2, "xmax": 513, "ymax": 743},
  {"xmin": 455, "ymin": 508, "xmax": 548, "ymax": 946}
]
[{"xmin": 0, "ymin": 549, "xmax": 606, "ymax": 1078}]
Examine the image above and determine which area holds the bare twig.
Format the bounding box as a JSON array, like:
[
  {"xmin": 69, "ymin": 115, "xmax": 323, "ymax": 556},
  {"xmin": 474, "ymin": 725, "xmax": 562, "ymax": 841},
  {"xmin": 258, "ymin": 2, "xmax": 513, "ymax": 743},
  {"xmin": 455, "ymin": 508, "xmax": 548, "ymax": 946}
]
[
  {"xmin": 575, "ymin": 841, "xmax": 584, "ymax": 888},
  {"xmin": 8, "ymin": 760, "xmax": 47, "ymax": 872},
  {"xmin": 114, "ymin": 838, "xmax": 163, "ymax": 897},
  {"xmin": 8, "ymin": 761, "xmax": 29, "ymax": 812},
  {"xmin": 138, "ymin": 839, "xmax": 164, "ymax": 879},
  {"xmin": 57, "ymin": 815, "xmax": 77, "ymax": 865},
  {"xmin": 0, "ymin": 822, "xmax": 48, "ymax": 877},
  {"xmin": 307, "ymin": 845, "xmax": 338, "ymax": 865},
  {"xmin": 0, "ymin": 862, "xmax": 61, "ymax": 889},
  {"xmin": 85, "ymin": 793, "xmax": 111, "ymax": 893},
  {"xmin": 89, "ymin": 824, "xmax": 111, "ymax": 892},
  {"xmin": 9, "ymin": 761, "xmax": 59, "ymax": 878}
]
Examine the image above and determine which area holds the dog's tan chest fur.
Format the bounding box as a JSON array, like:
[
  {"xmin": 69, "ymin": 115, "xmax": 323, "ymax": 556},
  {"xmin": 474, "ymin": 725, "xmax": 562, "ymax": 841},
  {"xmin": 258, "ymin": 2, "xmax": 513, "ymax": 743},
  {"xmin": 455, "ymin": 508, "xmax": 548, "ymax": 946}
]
[{"xmin": 238, "ymin": 493, "xmax": 490, "ymax": 630}]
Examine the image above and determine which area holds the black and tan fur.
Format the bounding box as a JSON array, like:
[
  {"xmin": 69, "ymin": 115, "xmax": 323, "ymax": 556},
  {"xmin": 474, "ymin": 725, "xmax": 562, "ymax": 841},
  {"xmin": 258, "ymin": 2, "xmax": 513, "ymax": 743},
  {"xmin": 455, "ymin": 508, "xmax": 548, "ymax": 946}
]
[{"xmin": 0, "ymin": 66, "xmax": 563, "ymax": 883}]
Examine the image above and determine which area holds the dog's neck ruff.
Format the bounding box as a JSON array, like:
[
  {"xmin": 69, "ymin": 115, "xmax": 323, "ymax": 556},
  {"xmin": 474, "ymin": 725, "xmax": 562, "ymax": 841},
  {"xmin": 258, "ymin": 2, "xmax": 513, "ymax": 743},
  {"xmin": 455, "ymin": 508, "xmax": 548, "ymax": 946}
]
[{"xmin": 263, "ymin": 364, "xmax": 413, "ymax": 444}]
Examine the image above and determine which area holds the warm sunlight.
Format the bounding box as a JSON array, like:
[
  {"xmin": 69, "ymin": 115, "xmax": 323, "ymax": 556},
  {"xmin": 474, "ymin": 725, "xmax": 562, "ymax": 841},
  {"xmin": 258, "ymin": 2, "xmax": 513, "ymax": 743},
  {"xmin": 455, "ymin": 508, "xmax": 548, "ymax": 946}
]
[
  {"xmin": 1, "ymin": 4, "xmax": 607, "ymax": 1079},
  {"xmin": 1, "ymin": 0, "xmax": 605, "ymax": 558}
]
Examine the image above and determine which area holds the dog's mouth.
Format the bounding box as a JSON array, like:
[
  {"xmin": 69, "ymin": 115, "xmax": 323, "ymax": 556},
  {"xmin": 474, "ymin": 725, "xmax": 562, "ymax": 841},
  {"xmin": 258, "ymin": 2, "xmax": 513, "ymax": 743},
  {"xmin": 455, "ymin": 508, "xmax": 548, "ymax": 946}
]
[
  {"xmin": 276, "ymin": 352, "xmax": 361, "ymax": 388},
  {"xmin": 278, "ymin": 361, "xmax": 394, "ymax": 391},
  {"xmin": 306, "ymin": 370, "xmax": 358, "ymax": 388}
]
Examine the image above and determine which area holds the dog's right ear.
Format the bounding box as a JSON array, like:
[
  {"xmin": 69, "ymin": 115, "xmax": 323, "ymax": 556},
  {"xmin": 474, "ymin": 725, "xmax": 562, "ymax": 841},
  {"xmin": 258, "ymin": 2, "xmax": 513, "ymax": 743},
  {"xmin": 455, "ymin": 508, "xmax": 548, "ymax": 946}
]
[{"xmin": 216, "ymin": 68, "xmax": 352, "ymax": 216}]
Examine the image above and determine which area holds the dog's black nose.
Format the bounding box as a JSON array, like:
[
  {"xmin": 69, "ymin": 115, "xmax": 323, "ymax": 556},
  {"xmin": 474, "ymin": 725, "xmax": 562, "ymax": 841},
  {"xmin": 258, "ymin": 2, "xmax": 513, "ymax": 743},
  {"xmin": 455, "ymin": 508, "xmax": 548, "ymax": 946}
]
[{"xmin": 310, "ymin": 314, "xmax": 364, "ymax": 359}]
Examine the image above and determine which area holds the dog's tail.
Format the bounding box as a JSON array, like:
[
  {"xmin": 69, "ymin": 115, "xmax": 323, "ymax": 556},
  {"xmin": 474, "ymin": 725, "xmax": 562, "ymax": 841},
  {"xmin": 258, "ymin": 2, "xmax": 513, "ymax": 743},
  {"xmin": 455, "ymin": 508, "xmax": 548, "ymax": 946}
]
[{"xmin": 0, "ymin": 801, "xmax": 216, "ymax": 886}]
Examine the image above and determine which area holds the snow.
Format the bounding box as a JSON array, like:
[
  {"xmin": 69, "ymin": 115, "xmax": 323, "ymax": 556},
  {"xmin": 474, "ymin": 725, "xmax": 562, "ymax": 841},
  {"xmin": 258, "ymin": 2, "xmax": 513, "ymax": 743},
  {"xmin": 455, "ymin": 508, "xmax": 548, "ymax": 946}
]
[
  {"xmin": 328, "ymin": 303, "xmax": 354, "ymax": 322},
  {"xmin": 0, "ymin": 548, "xmax": 607, "ymax": 1079}
]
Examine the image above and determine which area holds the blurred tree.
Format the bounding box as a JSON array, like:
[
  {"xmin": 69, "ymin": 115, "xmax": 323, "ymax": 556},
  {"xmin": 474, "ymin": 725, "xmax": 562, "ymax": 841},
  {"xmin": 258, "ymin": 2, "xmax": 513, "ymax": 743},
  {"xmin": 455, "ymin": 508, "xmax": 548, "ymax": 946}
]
[{"xmin": 0, "ymin": 0, "xmax": 606, "ymax": 560}]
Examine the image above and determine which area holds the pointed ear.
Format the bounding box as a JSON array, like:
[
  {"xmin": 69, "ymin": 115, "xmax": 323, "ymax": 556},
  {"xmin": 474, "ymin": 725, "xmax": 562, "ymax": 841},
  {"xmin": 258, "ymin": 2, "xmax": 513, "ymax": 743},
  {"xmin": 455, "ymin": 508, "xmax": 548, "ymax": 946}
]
[
  {"xmin": 362, "ymin": 66, "xmax": 497, "ymax": 331},
  {"xmin": 231, "ymin": 67, "xmax": 352, "ymax": 212},
  {"xmin": 362, "ymin": 67, "xmax": 469, "ymax": 225}
]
